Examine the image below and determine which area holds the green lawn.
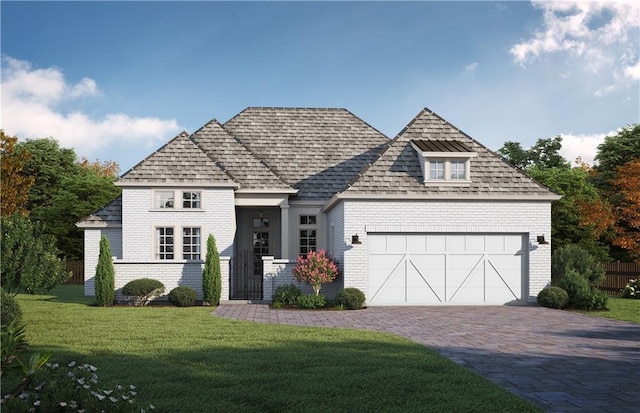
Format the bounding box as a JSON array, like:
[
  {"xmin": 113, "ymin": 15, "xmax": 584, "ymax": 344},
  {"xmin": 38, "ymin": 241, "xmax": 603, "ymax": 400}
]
[
  {"xmin": 573, "ymin": 295, "xmax": 640, "ymax": 323},
  {"xmin": 13, "ymin": 285, "xmax": 541, "ymax": 413}
]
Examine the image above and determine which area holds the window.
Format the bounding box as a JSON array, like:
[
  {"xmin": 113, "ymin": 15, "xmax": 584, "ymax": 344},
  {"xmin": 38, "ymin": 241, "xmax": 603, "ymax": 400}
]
[
  {"xmin": 157, "ymin": 227, "xmax": 174, "ymax": 259},
  {"xmin": 429, "ymin": 161, "xmax": 445, "ymax": 180},
  {"xmin": 299, "ymin": 215, "xmax": 317, "ymax": 255},
  {"xmin": 450, "ymin": 160, "xmax": 466, "ymax": 179},
  {"xmin": 155, "ymin": 191, "xmax": 174, "ymax": 208},
  {"xmin": 182, "ymin": 227, "xmax": 201, "ymax": 260},
  {"xmin": 183, "ymin": 192, "xmax": 201, "ymax": 209}
]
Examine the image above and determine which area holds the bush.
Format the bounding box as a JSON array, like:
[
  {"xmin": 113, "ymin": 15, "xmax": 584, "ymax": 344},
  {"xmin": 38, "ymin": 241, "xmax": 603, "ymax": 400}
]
[
  {"xmin": 202, "ymin": 234, "xmax": 222, "ymax": 306},
  {"xmin": 335, "ymin": 288, "xmax": 366, "ymax": 310},
  {"xmin": 292, "ymin": 250, "xmax": 338, "ymax": 296},
  {"xmin": 622, "ymin": 278, "xmax": 640, "ymax": 299},
  {"xmin": 551, "ymin": 245, "xmax": 605, "ymax": 286},
  {"xmin": 272, "ymin": 284, "xmax": 302, "ymax": 306},
  {"xmin": 297, "ymin": 293, "xmax": 327, "ymax": 309},
  {"xmin": 1, "ymin": 361, "xmax": 155, "ymax": 412},
  {"xmin": 1, "ymin": 289, "xmax": 22, "ymax": 327},
  {"xmin": 121, "ymin": 278, "xmax": 165, "ymax": 306},
  {"xmin": 536, "ymin": 286, "xmax": 569, "ymax": 309},
  {"xmin": 558, "ymin": 270, "xmax": 608, "ymax": 310},
  {"xmin": 95, "ymin": 236, "xmax": 115, "ymax": 306},
  {"xmin": 169, "ymin": 286, "xmax": 197, "ymax": 307}
]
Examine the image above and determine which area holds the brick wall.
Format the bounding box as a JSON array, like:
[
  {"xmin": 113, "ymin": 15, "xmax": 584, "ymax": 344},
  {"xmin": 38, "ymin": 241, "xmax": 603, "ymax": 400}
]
[{"xmin": 83, "ymin": 227, "xmax": 122, "ymax": 296}]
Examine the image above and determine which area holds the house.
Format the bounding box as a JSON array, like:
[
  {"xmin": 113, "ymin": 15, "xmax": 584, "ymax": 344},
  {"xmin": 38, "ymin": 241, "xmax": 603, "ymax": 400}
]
[{"xmin": 77, "ymin": 107, "xmax": 560, "ymax": 305}]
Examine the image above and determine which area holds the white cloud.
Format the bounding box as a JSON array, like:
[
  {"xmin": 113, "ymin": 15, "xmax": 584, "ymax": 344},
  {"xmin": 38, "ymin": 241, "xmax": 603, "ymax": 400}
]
[
  {"xmin": 511, "ymin": 1, "xmax": 640, "ymax": 92},
  {"xmin": 0, "ymin": 56, "xmax": 181, "ymax": 159},
  {"xmin": 464, "ymin": 62, "xmax": 478, "ymax": 72},
  {"xmin": 559, "ymin": 131, "xmax": 617, "ymax": 166}
]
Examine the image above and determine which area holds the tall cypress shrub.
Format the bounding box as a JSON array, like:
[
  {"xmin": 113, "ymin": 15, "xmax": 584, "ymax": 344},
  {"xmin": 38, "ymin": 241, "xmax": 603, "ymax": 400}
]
[
  {"xmin": 202, "ymin": 234, "xmax": 221, "ymax": 306},
  {"xmin": 95, "ymin": 236, "xmax": 115, "ymax": 306}
]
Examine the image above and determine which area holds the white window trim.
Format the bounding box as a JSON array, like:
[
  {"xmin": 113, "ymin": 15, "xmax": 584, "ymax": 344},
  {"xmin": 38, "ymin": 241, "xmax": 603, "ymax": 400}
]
[
  {"xmin": 154, "ymin": 225, "xmax": 204, "ymax": 261},
  {"xmin": 411, "ymin": 142, "xmax": 477, "ymax": 187},
  {"xmin": 150, "ymin": 189, "xmax": 204, "ymax": 211},
  {"xmin": 298, "ymin": 214, "xmax": 318, "ymax": 256}
]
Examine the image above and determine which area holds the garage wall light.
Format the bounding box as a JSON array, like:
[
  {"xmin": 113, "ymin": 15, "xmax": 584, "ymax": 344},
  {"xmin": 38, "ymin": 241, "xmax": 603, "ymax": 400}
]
[
  {"xmin": 537, "ymin": 235, "xmax": 549, "ymax": 245},
  {"xmin": 351, "ymin": 234, "xmax": 362, "ymax": 244}
]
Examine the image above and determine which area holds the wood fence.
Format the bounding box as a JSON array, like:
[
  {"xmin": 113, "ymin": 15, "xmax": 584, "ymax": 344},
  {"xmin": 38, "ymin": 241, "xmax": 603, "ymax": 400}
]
[
  {"xmin": 65, "ymin": 260, "xmax": 84, "ymax": 284},
  {"xmin": 598, "ymin": 261, "xmax": 640, "ymax": 295}
]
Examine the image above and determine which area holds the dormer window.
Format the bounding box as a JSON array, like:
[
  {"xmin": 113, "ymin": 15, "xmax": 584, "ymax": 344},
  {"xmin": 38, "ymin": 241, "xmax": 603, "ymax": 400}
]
[{"xmin": 412, "ymin": 140, "xmax": 477, "ymax": 186}]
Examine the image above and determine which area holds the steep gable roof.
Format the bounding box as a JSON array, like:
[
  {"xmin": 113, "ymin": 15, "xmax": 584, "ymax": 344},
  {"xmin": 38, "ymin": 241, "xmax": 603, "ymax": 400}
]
[
  {"xmin": 190, "ymin": 120, "xmax": 294, "ymax": 192},
  {"xmin": 223, "ymin": 107, "xmax": 390, "ymax": 200},
  {"xmin": 76, "ymin": 195, "xmax": 122, "ymax": 227},
  {"xmin": 117, "ymin": 132, "xmax": 237, "ymax": 186},
  {"xmin": 343, "ymin": 108, "xmax": 560, "ymax": 199}
]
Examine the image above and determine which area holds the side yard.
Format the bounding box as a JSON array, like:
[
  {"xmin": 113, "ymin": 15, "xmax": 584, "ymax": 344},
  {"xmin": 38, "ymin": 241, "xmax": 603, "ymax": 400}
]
[{"xmin": 11, "ymin": 286, "xmax": 541, "ymax": 413}]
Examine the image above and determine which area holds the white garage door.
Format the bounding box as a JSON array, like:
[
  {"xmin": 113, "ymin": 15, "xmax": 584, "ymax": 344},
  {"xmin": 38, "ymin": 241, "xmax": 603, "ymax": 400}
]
[{"xmin": 368, "ymin": 234, "xmax": 527, "ymax": 305}]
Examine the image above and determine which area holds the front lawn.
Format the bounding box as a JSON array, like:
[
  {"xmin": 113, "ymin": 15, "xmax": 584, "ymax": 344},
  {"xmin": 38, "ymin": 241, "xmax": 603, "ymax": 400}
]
[
  {"xmin": 12, "ymin": 285, "xmax": 541, "ymax": 413},
  {"xmin": 573, "ymin": 295, "xmax": 640, "ymax": 323}
]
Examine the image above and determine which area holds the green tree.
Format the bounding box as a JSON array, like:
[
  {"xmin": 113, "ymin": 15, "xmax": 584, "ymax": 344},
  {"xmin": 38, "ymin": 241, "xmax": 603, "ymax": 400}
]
[
  {"xmin": 498, "ymin": 136, "xmax": 568, "ymax": 170},
  {"xmin": 94, "ymin": 236, "xmax": 115, "ymax": 306},
  {"xmin": 593, "ymin": 124, "xmax": 640, "ymax": 185},
  {"xmin": 15, "ymin": 138, "xmax": 120, "ymax": 260},
  {"xmin": 527, "ymin": 165, "xmax": 610, "ymax": 261},
  {"xmin": 0, "ymin": 214, "xmax": 69, "ymax": 294},
  {"xmin": 202, "ymin": 234, "xmax": 221, "ymax": 306}
]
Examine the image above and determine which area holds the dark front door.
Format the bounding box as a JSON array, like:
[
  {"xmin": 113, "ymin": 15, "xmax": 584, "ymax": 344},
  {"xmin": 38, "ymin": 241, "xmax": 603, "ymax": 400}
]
[{"xmin": 234, "ymin": 208, "xmax": 280, "ymax": 300}]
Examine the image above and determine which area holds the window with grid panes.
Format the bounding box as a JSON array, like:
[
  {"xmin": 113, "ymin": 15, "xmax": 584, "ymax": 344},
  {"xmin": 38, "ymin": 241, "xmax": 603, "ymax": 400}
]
[{"xmin": 299, "ymin": 215, "xmax": 317, "ymax": 256}]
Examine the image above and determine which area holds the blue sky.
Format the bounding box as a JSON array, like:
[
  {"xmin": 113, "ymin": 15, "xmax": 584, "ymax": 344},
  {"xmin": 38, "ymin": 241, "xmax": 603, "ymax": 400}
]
[{"xmin": 2, "ymin": 1, "xmax": 639, "ymax": 172}]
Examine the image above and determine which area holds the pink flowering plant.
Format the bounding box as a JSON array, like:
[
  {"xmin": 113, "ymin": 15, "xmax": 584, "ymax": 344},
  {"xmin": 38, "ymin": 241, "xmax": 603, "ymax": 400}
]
[{"xmin": 292, "ymin": 250, "xmax": 338, "ymax": 296}]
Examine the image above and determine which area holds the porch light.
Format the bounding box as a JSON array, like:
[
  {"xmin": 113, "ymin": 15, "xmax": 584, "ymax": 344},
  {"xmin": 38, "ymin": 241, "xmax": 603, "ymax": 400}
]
[
  {"xmin": 537, "ymin": 235, "xmax": 549, "ymax": 245},
  {"xmin": 351, "ymin": 234, "xmax": 361, "ymax": 245}
]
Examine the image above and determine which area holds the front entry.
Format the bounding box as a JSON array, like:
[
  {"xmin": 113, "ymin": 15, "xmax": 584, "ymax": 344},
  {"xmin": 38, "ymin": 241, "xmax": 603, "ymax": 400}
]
[{"xmin": 233, "ymin": 208, "xmax": 281, "ymax": 300}]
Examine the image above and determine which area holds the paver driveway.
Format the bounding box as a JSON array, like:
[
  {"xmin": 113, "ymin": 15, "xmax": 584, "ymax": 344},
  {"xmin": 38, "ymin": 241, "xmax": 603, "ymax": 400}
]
[{"xmin": 214, "ymin": 304, "xmax": 639, "ymax": 413}]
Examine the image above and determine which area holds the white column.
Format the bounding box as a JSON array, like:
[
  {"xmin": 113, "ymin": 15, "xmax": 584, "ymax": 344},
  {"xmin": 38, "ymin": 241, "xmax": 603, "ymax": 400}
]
[{"xmin": 280, "ymin": 203, "xmax": 290, "ymax": 260}]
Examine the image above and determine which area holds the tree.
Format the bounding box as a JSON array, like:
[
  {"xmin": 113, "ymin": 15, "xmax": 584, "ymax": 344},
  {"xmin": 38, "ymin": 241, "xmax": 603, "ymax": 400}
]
[
  {"xmin": 292, "ymin": 250, "xmax": 338, "ymax": 296},
  {"xmin": 0, "ymin": 131, "xmax": 35, "ymax": 216},
  {"xmin": 594, "ymin": 124, "xmax": 640, "ymax": 185},
  {"xmin": 15, "ymin": 138, "xmax": 120, "ymax": 260},
  {"xmin": 498, "ymin": 136, "xmax": 568, "ymax": 170},
  {"xmin": 0, "ymin": 214, "xmax": 69, "ymax": 294},
  {"xmin": 609, "ymin": 159, "xmax": 640, "ymax": 259},
  {"xmin": 94, "ymin": 236, "xmax": 115, "ymax": 306},
  {"xmin": 202, "ymin": 234, "xmax": 221, "ymax": 306}
]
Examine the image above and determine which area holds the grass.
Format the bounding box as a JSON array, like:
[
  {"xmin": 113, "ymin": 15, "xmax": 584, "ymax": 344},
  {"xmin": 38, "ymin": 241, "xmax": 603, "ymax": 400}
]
[
  {"xmin": 11, "ymin": 285, "xmax": 542, "ymax": 413},
  {"xmin": 573, "ymin": 295, "xmax": 640, "ymax": 323}
]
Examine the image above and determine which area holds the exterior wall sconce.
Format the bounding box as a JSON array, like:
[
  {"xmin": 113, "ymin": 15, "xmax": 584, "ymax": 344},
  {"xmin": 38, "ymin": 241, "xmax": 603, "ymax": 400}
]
[
  {"xmin": 537, "ymin": 235, "xmax": 549, "ymax": 245},
  {"xmin": 351, "ymin": 234, "xmax": 362, "ymax": 244}
]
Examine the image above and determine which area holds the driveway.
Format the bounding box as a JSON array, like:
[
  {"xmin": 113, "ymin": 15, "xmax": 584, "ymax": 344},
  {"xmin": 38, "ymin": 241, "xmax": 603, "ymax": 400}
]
[{"xmin": 214, "ymin": 304, "xmax": 640, "ymax": 413}]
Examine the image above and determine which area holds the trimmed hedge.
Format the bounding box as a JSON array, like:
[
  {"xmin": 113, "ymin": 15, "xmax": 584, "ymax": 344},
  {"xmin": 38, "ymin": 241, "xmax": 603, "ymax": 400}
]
[
  {"xmin": 122, "ymin": 278, "xmax": 165, "ymax": 306},
  {"xmin": 1, "ymin": 289, "xmax": 22, "ymax": 326},
  {"xmin": 536, "ymin": 286, "xmax": 569, "ymax": 309},
  {"xmin": 335, "ymin": 288, "xmax": 366, "ymax": 310},
  {"xmin": 169, "ymin": 286, "xmax": 197, "ymax": 307}
]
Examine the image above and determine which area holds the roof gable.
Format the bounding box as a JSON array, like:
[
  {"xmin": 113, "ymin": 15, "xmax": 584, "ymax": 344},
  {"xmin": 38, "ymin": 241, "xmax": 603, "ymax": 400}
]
[
  {"xmin": 117, "ymin": 132, "xmax": 236, "ymax": 186},
  {"xmin": 190, "ymin": 120, "xmax": 294, "ymax": 192},
  {"xmin": 223, "ymin": 107, "xmax": 390, "ymax": 200},
  {"xmin": 76, "ymin": 195, "xmax": 122, "ymax": 227},
  {"xmin": 345, "ymin": 108, "xmax": 559, "ymax": 198}
]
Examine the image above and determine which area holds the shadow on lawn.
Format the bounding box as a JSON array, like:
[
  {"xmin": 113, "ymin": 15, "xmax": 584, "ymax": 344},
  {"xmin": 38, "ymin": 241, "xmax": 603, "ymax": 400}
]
[{"xmin": 28, "ymin": 338, "xmax": 544, "ymax": 413}]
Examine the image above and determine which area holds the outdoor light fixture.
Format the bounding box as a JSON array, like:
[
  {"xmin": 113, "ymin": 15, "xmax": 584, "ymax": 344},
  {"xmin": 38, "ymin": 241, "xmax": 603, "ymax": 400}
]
[
  {"xmin": 351, "ymin": 234, "xmax": 361, "ymax": 244},
  {"xmin": 537, "ymin": 235, "xmax": 549, "ymax": 245}
]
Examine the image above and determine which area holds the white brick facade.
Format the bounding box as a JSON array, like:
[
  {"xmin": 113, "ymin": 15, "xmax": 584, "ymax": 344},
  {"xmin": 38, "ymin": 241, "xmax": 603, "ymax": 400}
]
[
  {"xmin": 83, "ymin": 227, "xmax": 122, "ymax": 296},
  {"xmin": 334, "ymin": 199, "xmax": 552, "ymax": 303}
]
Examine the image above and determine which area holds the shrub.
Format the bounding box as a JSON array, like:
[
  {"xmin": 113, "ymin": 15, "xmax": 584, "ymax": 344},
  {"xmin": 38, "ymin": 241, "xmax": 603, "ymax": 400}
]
[
  {"xmin": 558, "ymin": 270, "xmax": 608, "ymax": 310},
  {"xmin": 292, "ymin": 250, "xmax": 338, "ymax": 296},
  {"xmin": 121, "ymin": 278, "xmax": 165, "ymax": 306},
  {"xmin": 1, "ymin": 289, "xmax": 22, "ymax": 327},
  {"xmin": 272, "ymin": 284, "xmax": 302, "ymax": 306},
  {"xmin": 551, "ymin": 245, "xmax": 605, "ymax": 286},
  {"xmin": 622, "ymin": 278, "xmax": 640, "ymax": 299},
  {"xmin": 169, "ymin": 286, "xmax": 197, "ymax": 307},
  {"xmin": 95, "ymin": 236, "xmax": 115, "ymax": 306},
  {"xmin": 335, "ymin": 288, "xmax": 366, "ymax": 310},
  {"xmin": 536, "ymin": 286, "xmax": 569, "ymax": 309},
  {"xmin": 202, "ymin": 234, "xmax": 221, "ymax": 306},
  {"xmin": 297, "ymin": 293, "xmax": 327, "ymax": 309},
  {"xmin": 1, "ymin": 361, "xmax": 155, "ymax": 412}
]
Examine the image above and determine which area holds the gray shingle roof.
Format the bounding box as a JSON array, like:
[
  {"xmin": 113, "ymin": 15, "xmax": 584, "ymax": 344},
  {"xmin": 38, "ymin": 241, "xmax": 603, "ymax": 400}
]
[
  {"xmin": 412, "ymin": 139, "xmax": 472, "ymax": 153},
  {"xmin": 190, "ymin": 120, "xmax": 293, "ymax": 191},
  {"xmin": 77, "ymin": 195, "xmax": 122, "ymax": 227},
  {"xmin": 223, "ymin": 107, "xmax": 390, "ymax": 200},
  {"xmin": 118, "ymin": 132, "xmax": 236, "ymax": 186},
  {"xmin": 345, "ymin": 108, "xmax": 559, "ymax": 198}
]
